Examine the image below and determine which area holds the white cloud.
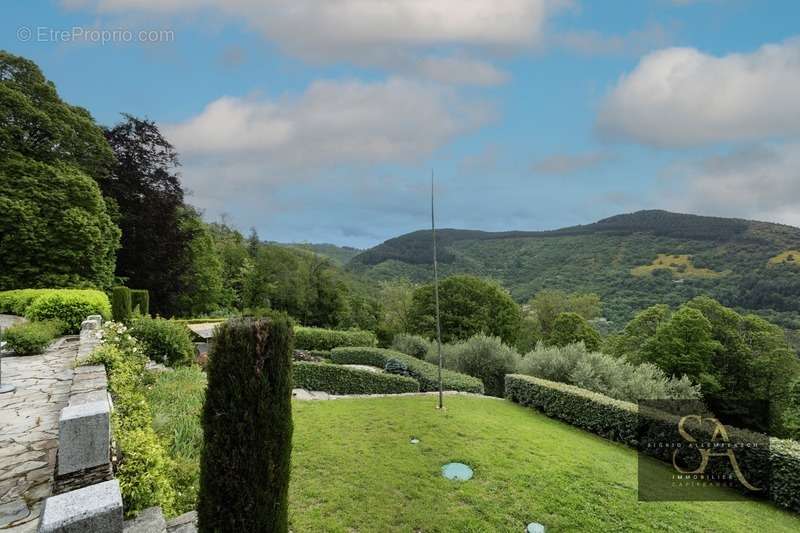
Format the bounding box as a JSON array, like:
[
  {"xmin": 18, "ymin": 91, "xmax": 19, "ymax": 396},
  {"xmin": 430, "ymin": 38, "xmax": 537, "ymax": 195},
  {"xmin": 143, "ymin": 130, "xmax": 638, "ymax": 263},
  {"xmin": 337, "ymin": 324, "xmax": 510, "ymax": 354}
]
[
  {"xmin": 415, "ymin": 56, "xmax": 509, "ymax": 86},
  {"xmin": 597, "ymin": 38, "xmax": 800, "ymax": 147},
  {"xmin": 163, "ymin": 77, "xmax": 493, "ymax": 213},
  {"xmin": 661, "ymin": 143, "xmax": 800, "ymax": 225},
  {"xmin": 531, "ymin": 150, "xmax": 615, "ymax": 175},
  {"xmin": 67, "ymin": 0, "xmax": 563, "ymax": 61}
]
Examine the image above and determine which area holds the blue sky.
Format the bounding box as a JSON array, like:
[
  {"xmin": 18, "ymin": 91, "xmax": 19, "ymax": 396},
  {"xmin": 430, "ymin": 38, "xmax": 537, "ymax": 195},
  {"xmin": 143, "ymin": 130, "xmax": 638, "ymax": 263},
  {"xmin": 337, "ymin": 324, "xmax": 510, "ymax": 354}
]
[{"xmin": 3, "ymin": 1, "xmax": 800, "ymax": 248}]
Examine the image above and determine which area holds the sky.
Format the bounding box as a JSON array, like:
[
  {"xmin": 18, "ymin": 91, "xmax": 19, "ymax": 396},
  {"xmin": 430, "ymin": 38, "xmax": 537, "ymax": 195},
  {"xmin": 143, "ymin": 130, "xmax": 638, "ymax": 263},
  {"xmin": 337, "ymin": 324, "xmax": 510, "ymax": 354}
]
[{"xmin": 3, "ymin": 1, "xmax": 800, "ymax": 248}]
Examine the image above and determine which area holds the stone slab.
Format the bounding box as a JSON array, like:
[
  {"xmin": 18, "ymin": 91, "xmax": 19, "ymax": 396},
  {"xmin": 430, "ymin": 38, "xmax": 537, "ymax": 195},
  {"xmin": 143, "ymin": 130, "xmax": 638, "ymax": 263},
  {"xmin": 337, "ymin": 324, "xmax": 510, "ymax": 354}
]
[
  {"xmin": 38, "ymin": 480, "xmax": 122, "ymax": 533},
  {"xmin": 57, "ymin": 401, "xmax": 109, "ymax": 476}
]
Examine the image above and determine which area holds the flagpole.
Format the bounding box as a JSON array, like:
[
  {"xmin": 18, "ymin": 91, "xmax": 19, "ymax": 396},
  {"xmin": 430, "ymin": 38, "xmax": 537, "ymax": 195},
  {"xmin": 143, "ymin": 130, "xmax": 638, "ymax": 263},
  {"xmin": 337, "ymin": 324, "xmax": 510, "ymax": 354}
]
[{"xmin": 431, "ymin": 170, "xmax": 444, "ymax": 409}]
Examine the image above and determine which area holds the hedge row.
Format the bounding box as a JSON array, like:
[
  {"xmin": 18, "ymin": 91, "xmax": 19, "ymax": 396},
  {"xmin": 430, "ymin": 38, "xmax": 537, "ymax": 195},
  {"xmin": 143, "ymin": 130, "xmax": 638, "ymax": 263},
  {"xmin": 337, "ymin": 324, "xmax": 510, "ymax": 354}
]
[
  {"xmin": 505, "ymin": 374, "xmax": 800, "ymax": 514},
  {"xmin": 0, "ymin": 289, "xmax": 111, "ymax": 333},
  {"xmin": 294, "ymin": 327, "xmax": 377, "ymax": 351},
  {"xmin": 293, "ymin": 362, "xmax": 419, "ymax": 395},
  {"xmin": 330, "ymin": 347, "xmax": 484, "ymax": 394}
]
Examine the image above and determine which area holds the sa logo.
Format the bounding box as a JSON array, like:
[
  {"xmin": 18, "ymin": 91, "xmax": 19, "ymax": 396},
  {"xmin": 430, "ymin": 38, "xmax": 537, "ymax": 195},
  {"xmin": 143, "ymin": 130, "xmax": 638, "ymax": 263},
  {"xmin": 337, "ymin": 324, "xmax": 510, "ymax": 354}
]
[{"xmin": 672, "ymin": 415, "xmax": 762, "ymax": 492}]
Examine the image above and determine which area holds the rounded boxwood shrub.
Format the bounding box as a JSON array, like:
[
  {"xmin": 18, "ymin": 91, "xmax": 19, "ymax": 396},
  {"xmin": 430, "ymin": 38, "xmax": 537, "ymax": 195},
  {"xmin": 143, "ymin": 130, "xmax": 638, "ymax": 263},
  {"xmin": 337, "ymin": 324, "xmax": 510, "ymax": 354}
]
[
  {"xmin": 1, "ymin": 319, "xmax": 65, "ymax": 355},
  {"xmin": 130, "ymin": 317, "xmax": 194, "ymax": 367},
  {"xmin": 293, "ymin": 362, "xmax": 419, "ymax": 395},
  {"xmin": 24, "ymin": 289, "xmax": 111, "ymax": 333},
  {"xmin": 198, "ymin": 314, "xmax": 293, "ymax": 532}
]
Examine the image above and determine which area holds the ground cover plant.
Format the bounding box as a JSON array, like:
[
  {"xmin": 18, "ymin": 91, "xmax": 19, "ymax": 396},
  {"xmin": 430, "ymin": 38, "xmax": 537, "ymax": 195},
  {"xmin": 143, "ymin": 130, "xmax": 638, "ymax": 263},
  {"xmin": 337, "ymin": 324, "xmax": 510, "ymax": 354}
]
[{"xmin": 144, "ymin": 371, "xmax": 800, "ymax": 531}]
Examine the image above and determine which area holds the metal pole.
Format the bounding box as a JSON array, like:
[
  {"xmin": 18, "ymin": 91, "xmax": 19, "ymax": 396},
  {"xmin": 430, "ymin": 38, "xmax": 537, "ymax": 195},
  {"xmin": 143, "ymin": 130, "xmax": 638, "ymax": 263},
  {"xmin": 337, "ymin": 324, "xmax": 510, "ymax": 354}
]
[
  {"xmin": 0, "ymin": 325, "xmax": 15, "ymax": 394},
  {"xmin": 431, "ymin": 171, "xmax": 444, "ymax": 409}
]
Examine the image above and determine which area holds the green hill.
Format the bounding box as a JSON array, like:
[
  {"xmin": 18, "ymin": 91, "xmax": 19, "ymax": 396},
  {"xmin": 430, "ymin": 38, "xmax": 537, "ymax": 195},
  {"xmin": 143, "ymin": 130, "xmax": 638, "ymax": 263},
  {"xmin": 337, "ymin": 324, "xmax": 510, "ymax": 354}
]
[
  {"xmin": 280, "ymin": 242, "xmax": 363, "ymax": 267},
  {"xmin": 348, "ymin": 210, "xmax": 800, "ymax": 327}
]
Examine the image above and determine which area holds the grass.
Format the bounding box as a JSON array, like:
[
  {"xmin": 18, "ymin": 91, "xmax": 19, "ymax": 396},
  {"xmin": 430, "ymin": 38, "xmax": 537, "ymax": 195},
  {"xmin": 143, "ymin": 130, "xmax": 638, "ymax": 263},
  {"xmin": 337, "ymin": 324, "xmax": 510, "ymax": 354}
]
[
  {"xmin": 768, "ymin": 250, "xmax": 800, "ymax": 266},
  {"xmin": 145, "ymin": 369, "xmax": 800, "ymax": 532},
  {"xmin": 630, "ymin": 254, "xmax": 724, "ymax": 279}
]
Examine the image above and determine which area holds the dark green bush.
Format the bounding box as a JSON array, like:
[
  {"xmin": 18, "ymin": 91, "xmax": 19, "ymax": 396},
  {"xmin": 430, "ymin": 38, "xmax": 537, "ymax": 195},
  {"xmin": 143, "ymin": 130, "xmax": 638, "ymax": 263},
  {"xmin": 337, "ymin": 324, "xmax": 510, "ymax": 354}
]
[
  {"xmin": 390, "ymin": 333, "xmax": 431, "ymax": 359},
  {"xmin": 294, "ymin": 326, "xmax": 377, "ymax": 351},
  {"xmin": 505, "ymin": 374, "xmax": 800, "ymax": 514},
  {"xmin": 1, "ymin": 320, "xmax": 65, "ymax": 355},
  {"xmin": 130, "ymin": 289, "xmax": 150, "ymax": 316},
  {"xmin": 198, "ymin": 315, "xmax": 293, "ymax": 532},
  {"xmin": 130, "ymin": 317, "xmax": 194, "ymax": 367},
  {"xmin": 293, "ymin": 362, "xmax": 419, "ymax": 395},
  {"xmin": 384, "ymin": 358, "xmax": 411, "ymax": 377},
  {"xmin": 112, "ymin": 286, "xmax": 132, "ymax": 322},
  {"xmin": 330, "ymin": 347, "xmax": 484, "ymax": 394}
]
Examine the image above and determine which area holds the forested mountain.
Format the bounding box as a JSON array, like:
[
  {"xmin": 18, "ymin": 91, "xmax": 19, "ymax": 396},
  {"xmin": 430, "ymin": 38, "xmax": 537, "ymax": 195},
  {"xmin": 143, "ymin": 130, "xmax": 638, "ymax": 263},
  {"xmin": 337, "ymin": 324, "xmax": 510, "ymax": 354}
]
[
  {"xmin": 348, "ymin": 210, "xmax": 800, "ymax": 327},
  {"xmin": 280, "ymin": 242, "xmax": 363, "ymax": 267}
]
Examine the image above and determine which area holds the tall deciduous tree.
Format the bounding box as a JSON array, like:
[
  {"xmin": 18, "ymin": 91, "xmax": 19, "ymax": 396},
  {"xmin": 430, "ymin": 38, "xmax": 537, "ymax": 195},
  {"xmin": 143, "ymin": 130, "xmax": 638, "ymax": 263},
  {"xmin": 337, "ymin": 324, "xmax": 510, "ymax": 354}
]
[
  {"xmin": 0, "ymin": 51, "xmax": 113, "ymax": 180},
  {"xmin": 102, "ymin": 114, "xmax": 194, "ymax": 315},
  {"xmin": 0, "ymin": 155, "xmax": 119, "ymax": 289},
  {"xmin": 408, "ymin": 275, "xmax": 521, "ymax": 344}
]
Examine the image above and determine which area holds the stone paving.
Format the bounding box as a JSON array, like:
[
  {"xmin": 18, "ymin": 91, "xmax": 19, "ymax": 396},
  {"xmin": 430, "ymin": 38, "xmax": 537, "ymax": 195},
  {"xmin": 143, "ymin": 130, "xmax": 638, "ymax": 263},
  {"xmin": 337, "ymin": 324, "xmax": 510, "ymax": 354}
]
[{"xmin": 0, "ymin": 337, "xmax": 78, "ymax": 531}]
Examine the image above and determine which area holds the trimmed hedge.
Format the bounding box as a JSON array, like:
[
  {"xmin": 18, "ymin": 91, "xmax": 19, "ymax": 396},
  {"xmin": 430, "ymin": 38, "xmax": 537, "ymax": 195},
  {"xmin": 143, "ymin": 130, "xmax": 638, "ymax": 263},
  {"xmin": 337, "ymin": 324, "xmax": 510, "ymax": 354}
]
[
  {"xmin": 505, "ymin": 374, "xmax": 800, "ymax": 514},
  {"xmin": 112, "ymin": 286, "xmax": 132, "ymax": 322},
  {"xmin": 130, "ymin": 289, "xmax": 149, "ymax": 316},
  {"xmin": 1, "ymin": 320, "xmax": 65, "ymax": 355},
  {"xmin": 330, "ymin": 347, "xmax": 484, "ymax": 394},
  {"xmin": 295, "ymin": 327, "xmax": 377, "ymax": 351},
  {"xmin": 13, "ymin": 290, "xmax": 111, "ymax": 333},
  {"xmin": 293, "ymin": 362, "xmax": 419, "ymax": 395}
]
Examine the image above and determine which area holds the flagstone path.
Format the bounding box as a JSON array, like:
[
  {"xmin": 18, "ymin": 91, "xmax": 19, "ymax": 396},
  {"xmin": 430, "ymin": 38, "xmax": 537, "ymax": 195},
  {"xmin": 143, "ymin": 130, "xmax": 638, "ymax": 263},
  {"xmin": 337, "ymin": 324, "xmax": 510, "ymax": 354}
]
[{"xmin": 0, "ymin": 337, "xmax": 78, "ymax": 531}]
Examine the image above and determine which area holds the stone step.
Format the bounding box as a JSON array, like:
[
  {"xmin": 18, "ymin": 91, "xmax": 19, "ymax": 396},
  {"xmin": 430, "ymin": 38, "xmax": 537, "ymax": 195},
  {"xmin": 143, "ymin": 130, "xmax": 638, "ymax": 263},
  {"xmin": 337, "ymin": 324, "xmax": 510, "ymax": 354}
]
[
  {"xmin": 166, "ymin": 511, "xmax": 197, "ymax": 532},
  {"xmin": 123, "ymin": 506, "xmax": 166, "ymax": 533}
]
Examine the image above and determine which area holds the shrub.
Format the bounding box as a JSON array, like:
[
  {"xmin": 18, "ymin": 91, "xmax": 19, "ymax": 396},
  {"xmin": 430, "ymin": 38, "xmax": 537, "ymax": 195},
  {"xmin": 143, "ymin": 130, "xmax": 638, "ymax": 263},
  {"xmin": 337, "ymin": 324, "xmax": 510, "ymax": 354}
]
[
  {"xmin": 330, "ymin": 347, "xmax": 484, "ymax": 394},
  {"xmin": 384, "ymin": 358, "xmax": 411, "ymax": 377},
  {"xmin": 448, "ymin": 335, "xmax": 521, "ymax": 397},
  {"xmin": 130, "ymin": 317, "xmax": 194, "ymax": 367},
  {"xmin": 112, "ymin": 286, "xmax": 132, "ymax": 322},
  {"xmin": 1, "ymin": 320, "xmax": 65, "ymax": 355},
  {"xmin": 198, "ymin": 315, "xmax": 293, "ymax": 532},
  {"xmin": 130, "ymin": 289, "xmax": 150, "ymax": 316},
  {"xmin": 505, "ymin": 374, "xmax": 800, "ymax": 514},
  {"xmin": 84, "ymin": 326, "xmax": 177, "ymax": 517},
  {"xmin": 391, "ymin": 333, "xmax": 431, "ymax": 359},
  {"xmin": 0, "ymin": 289, "xmax": 54, "ymax": 315},
  {"xmin": 294, "ymin": 326, "xmax": 376, "ymax": 351},
  {"xmin": 23, "ymin": 289, "xmax": 111, "ymax": 333},
  {"xmin": 293, "ymin": 362, "xmax": 419, "ymax": 395},
  {"xmin": 518, "ymin": 342, "xmax": 701, "ymax": 402}
]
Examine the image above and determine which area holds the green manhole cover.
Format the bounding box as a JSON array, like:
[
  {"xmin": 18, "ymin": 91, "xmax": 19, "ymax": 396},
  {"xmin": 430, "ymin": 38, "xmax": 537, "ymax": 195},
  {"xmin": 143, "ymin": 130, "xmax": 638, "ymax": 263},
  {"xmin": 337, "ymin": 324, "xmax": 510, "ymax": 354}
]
[
  {"xmin": 441, "ymin": 462, "xmax": 473, "ymax": 481},
  {"xmin": 526, "ymin": 523, "xmax": 545, "ymax": 533}
]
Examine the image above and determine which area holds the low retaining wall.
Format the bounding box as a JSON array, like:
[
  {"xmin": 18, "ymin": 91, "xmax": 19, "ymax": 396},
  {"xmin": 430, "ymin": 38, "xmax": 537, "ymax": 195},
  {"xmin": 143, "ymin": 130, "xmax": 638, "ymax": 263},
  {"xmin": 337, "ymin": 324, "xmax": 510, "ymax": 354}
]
[{"xmin": 52, "ymin": 315, "xmax": 113, "ymax": 494}]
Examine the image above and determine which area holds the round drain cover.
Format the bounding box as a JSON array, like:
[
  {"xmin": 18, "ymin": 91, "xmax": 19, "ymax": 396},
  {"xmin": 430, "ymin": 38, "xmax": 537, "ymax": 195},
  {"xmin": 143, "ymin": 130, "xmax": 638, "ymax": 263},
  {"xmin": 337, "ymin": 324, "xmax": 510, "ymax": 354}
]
[
  {"xmin": 441, "ymin": 462, "xmax": 473, "ymax": 481},
  {"xmin": 526, "ymin": 522, "xmax": 545, "ymax": 533}
]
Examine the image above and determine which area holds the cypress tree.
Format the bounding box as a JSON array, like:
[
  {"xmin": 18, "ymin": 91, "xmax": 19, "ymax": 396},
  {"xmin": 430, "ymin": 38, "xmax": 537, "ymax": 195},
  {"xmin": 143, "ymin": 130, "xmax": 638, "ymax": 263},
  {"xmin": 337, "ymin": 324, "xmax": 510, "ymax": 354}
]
[
  {"xmin": 111, "ymin": 286, "xmax": 132, "ymax": 322},
  {"xmin": 198, "ymin": 315, "xmax": 293, "ymax": 532},
  {"xmin": 130, "ymin": 289, "xmax": 150, "ymax": 316}
]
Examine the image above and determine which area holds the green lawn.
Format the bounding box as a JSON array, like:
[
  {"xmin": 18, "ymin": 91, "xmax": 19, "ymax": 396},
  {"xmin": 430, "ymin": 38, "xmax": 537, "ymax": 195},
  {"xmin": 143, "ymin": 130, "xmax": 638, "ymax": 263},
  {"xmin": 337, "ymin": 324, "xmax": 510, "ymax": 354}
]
[{"xmin": 146, "ymin": 368, "xmax": 800, "ymax": 532}]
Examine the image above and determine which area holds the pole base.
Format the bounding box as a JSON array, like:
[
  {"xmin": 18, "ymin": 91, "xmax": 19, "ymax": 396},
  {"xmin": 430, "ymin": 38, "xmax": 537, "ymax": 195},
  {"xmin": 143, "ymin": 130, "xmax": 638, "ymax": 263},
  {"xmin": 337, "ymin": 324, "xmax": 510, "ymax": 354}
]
[{"xmin": 0, "ymin": 383, "xmax": 15, "ymax": 394}]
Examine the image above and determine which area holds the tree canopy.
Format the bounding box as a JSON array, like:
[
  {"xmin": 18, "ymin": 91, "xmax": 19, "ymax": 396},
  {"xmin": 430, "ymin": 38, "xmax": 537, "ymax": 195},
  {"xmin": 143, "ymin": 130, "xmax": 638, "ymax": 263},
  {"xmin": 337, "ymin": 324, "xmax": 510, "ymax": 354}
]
[{"xmin": 408, "ymin": 275, "xmax": 521, "ymax": 344}]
